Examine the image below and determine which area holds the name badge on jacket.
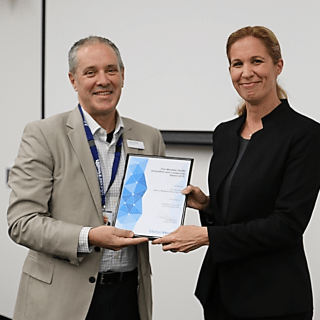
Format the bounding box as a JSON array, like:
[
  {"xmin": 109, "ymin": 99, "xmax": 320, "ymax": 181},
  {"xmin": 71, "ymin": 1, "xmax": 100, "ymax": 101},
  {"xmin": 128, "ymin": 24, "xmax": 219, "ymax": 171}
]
[{"xmin": 127, "ymin": 140, "xmax": 145, "ymax": 150}]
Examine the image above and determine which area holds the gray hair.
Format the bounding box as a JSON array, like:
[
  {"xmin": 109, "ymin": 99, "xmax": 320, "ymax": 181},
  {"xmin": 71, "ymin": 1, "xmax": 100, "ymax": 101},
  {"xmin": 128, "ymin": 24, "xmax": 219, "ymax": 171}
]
[{"xmin": 68, "ymin": 36, "xmax": 124, "ymax": 75}]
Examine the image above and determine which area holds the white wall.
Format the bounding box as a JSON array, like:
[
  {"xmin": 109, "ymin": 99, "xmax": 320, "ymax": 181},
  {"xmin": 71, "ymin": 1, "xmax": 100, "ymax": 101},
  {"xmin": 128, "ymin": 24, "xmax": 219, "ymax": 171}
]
[
  {"xmin": 2, "ymin": 1, "xmax": 320, "ymax": 319},
  {"xmin": 0, "ymin": 0, "xmax": 41, "ymax": 318},
  {"xmin": 45, "ymin": 0, "xmax": 320, "ymax": 132}
]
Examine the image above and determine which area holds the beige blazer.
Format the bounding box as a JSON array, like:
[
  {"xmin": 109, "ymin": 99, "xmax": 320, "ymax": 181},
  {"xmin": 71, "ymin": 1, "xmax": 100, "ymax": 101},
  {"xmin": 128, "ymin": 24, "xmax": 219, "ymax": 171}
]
[{"xmin": 7, "ymin": 107, "xmax": 166, "ymax": 320}]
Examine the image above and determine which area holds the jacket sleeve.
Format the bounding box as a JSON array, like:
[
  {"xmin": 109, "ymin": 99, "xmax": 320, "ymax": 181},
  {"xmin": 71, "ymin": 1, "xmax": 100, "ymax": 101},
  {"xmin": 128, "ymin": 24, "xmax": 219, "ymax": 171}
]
[{"xmin": 7, "ymin": 122, "xmax": 84, "ymax": 266}]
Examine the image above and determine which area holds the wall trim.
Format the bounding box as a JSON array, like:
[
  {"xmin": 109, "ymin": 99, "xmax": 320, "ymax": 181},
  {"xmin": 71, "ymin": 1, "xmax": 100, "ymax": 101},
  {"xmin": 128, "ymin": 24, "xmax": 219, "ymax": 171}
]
[
  {"xmin": 160, "ymin": 130, "xmax": 212, "ymax": 145},
  {"xmin": 41, "ymin": 0, "xmax": 46, "ymax": 119}
]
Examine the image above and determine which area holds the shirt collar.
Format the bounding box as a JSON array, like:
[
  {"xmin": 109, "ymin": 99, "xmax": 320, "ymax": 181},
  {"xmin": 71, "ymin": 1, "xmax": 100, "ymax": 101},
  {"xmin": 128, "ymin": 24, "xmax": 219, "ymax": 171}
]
[{"xmin": 80, "ymin": 106, "xmax": 124, "ymax": 139}]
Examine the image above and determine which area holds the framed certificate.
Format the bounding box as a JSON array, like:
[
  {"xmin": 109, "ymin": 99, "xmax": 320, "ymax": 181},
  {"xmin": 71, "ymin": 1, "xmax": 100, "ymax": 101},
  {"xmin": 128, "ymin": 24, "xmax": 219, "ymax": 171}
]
[{"xmin": 115, "ymin": 154, "xmax": 194, "ymax": 239}]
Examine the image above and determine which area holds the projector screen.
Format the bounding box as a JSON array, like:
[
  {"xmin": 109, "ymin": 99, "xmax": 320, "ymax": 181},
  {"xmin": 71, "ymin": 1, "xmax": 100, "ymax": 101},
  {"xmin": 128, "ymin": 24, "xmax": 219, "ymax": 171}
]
[{"xmin": 45, "ymin": 0, "xmax": 320, "ymax": 131}]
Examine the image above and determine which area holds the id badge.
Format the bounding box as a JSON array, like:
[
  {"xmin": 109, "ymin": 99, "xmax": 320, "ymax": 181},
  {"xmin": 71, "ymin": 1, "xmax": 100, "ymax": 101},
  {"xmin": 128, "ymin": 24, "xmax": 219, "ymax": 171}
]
[
  {"xmin": 102, "ymin": 208, "xmax": 113, "ymax": 226},
  {"xmin": 103, "ymin": 197, "xmax": 119, "ymax": 225}
]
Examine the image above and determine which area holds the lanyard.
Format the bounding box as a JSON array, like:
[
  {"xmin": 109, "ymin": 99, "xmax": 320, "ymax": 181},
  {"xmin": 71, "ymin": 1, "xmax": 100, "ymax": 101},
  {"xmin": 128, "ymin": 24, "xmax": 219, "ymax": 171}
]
[{"xmin": 78, "ymin": 105, "xmax": 123, "ymax": 208}]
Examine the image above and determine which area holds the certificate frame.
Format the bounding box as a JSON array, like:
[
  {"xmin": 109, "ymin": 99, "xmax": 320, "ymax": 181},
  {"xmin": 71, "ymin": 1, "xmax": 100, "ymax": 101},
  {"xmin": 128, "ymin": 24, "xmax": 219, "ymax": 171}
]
[{"xmin": 115, "ymin": 154, "xmax": 194, "ymax": 239}]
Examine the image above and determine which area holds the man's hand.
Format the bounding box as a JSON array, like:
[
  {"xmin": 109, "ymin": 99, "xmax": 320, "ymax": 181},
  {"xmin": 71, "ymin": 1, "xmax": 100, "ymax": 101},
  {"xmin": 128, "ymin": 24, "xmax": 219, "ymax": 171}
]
[
  {"xmin": 88, "ymin": 226, "xmax": 148, "ymax": 251},
  {"xmin": 182, "ymin": 185, "xmax": 210, "ymax": 211},
  {"xmin": 152, "ymin": 225, "xmax": 209, "ymax": 253}
]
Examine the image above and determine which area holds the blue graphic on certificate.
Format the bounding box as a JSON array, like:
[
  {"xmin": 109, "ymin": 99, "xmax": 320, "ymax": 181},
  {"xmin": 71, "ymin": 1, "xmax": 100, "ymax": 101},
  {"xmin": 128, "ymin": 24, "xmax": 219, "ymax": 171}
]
[{"xmin": 115, "ymin": 155, "xmax": 193, "ymax": 239}]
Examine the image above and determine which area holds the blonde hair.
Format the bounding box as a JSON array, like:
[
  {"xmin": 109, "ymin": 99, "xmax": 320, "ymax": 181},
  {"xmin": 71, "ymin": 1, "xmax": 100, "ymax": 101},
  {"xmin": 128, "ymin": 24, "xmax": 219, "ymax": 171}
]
[{"xmin": 226, "ymin": 26, "xmax": 287, "ymax": 116}]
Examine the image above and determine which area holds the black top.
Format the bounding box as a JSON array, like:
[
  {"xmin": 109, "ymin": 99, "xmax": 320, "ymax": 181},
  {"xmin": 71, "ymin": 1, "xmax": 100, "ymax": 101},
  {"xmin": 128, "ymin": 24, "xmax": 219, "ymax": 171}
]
[
  {"xmin": 219, "ymin": 136, "xmax": 249, "ymax": 219},
  {"xmin": 106, "ymin": 129, "xmax": 115, "ymax": 143}
]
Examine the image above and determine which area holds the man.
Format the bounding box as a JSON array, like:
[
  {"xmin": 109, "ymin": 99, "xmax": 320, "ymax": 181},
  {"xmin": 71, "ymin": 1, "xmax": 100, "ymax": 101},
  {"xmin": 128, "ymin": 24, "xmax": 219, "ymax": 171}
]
[{"xmin": 7, "ymin": 36, "xmax": 165, "ymax": 320}]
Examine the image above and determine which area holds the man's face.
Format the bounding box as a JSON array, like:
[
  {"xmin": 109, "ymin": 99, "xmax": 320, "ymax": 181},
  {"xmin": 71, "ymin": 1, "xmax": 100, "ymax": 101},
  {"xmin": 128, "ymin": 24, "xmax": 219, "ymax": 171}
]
[{"xmin": 69, "ymin": 42, "xmax": 124, "ymax": 119}]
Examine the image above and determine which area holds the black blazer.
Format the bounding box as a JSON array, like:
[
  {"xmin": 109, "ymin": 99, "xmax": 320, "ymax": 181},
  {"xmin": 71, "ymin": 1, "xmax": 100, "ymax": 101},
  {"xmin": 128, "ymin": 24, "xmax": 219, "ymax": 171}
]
[{"xmin": 195, "ymin": 100, "xmax": 320, "ymax": 318}]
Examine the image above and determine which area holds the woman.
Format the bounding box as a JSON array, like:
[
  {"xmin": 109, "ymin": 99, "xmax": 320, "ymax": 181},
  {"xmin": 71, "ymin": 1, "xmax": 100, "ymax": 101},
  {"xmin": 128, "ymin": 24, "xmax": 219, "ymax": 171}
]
[{"xmin": 153, "ymin": 26, "xmax": 320, "ymax": 319}]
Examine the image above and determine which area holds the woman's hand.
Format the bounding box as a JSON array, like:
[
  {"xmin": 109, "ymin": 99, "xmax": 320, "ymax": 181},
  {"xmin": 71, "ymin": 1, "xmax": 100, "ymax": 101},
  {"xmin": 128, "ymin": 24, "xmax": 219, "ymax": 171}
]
[
  {"xmin": 152, "ymin": 226, "xmax": 209, "ymax": 253},
  {"xmin": 182, "ymin": 185, "xmax": 210, "ymax": 211}
]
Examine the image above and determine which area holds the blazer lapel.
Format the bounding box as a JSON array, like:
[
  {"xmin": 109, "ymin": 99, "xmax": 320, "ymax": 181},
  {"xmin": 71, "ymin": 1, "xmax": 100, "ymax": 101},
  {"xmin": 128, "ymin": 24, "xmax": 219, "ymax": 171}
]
[{"xmin": 66, "ymin": 107, "xmax": 102, "ymax": 217}]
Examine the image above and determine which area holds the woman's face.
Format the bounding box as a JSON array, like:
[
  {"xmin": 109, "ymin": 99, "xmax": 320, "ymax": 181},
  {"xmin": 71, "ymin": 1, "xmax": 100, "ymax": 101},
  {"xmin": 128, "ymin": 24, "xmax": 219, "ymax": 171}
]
[{"xmin": 229, "ymin": 36, "xmax": 283, "ymax": 106}]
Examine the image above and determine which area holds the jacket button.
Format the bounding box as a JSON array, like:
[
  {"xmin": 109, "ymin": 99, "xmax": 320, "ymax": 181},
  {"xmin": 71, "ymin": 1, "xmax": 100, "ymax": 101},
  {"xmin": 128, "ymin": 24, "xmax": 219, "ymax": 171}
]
[
  {"xmin": 94, "ymin": 247, "xmax": 101, "ymax": 252},
  {"xmin": 89, "ymin": 277, "xmax": 96, "ymax": 283}
]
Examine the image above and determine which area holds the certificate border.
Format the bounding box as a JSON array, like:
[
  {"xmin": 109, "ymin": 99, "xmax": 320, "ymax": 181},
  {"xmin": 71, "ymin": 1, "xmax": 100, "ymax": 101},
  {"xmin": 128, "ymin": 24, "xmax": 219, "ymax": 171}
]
[{"xmin": 115, "ymin": 154, "xmax": 194, "ymax": 239}]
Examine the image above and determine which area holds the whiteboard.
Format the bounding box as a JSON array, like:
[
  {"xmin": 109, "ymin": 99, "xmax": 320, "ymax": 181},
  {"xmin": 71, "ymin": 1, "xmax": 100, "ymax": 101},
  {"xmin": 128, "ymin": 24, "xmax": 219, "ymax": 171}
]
[{"xmin": 45, "ymin": 0, "xmax": 320, "ymax": 131}]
